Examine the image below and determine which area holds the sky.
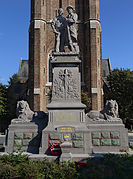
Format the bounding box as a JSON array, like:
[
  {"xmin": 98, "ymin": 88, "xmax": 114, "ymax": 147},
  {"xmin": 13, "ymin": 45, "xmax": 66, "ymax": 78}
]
[{"xmin": 0, "ymin": 0, "xmax": 133, "ymax": 85}]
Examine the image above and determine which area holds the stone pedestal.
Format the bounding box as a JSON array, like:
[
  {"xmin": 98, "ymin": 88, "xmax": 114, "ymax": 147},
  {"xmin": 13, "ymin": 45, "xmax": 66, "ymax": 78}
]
[
  {"xmin": 6, "ymin": 53, "xmax": 128, "ymax": 158},
  {"xmin": 87, "ymin": 122, "xmax": 128, "ymax": 153},
  {"xmin": 40, "ymin": 53, "xmax": 129, "ymax": 157},
  {"xmin": 6, "ymin": 121, "xmax": 41, "ymax": 154},
  {"xmin": 40, "ymin": 53, "xmax": 89, "ymax": 155}
]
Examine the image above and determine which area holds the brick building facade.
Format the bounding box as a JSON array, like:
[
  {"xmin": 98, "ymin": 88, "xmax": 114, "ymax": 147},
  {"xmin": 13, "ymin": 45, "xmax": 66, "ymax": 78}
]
[{"xmin": 28, "ymin": 0, "xmax": 103, "ymax": 112}]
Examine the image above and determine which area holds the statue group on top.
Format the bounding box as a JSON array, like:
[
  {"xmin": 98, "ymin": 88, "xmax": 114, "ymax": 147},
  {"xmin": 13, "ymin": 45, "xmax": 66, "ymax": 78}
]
[{"xmin": 51, "ymin": 6, "xmax": 79, "ymax": 53}]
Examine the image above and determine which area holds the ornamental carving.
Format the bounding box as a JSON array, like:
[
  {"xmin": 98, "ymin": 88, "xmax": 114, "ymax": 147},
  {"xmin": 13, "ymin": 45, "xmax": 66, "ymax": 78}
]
[{"xmin": 52, "ymin": 69, "xmax": 80, "ymax": 101}]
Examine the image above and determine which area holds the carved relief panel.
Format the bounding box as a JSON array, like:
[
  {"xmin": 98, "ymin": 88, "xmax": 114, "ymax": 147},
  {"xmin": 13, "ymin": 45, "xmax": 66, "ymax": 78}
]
[{"xmin": 52, "ymin": 67, "xmax": 81, "ymax": 101}]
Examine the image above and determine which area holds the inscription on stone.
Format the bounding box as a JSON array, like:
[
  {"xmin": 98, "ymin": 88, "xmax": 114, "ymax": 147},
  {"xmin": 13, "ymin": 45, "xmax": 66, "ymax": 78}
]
[
  {"xmin": 55, "ymin": 57, "xmax": 76, "ymax": 62},
  {"xmin": 58, "ymin": 127, "xmax": 74, "ymax": 133},
  {"xmin": 56, "ymin": 112, "xmax": 76, "ymax": 122}
]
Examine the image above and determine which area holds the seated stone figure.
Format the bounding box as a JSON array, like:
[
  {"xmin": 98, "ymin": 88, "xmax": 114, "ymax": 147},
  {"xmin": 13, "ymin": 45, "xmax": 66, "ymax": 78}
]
[
  {"xmin": 16, "ymin": 100, "xmax": 34, "ymax": 121},
  {"xmin": 12, "ymin": 100, "xmax": 47, "ymax": 124},
  {"xmin": 86, "ymin": 100, "xmax": 120, "ymax": 121}
]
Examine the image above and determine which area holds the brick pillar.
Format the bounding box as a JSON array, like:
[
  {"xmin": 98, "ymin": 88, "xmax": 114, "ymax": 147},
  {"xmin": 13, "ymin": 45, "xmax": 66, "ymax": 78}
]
[
  {"xmin": 28, "ymin": 0, "xmax": 47, "ymax": 111},
  {"xmin": 82, "ymin": 0, "xmax": 103, "ymax": 111},
  {"xmin": 89, "ymin": 0, "xmax": 103, "ymax": 110}
]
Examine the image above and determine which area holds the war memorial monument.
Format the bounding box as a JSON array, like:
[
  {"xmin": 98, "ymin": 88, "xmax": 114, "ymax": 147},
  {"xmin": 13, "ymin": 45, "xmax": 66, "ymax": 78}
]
[{"xmin": 5, "ymin": 1, "xmax": 128, "ymax": 161}]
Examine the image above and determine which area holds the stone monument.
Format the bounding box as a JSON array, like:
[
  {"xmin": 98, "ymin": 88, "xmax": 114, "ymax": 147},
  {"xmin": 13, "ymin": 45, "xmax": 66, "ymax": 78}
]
[
  {"xmin": 6, "ymin": 6, "xmax": 128, "ymax": 160},
  {"xmin": 39, "ymin": 7, "xmax": 128, "ymax": 159}
]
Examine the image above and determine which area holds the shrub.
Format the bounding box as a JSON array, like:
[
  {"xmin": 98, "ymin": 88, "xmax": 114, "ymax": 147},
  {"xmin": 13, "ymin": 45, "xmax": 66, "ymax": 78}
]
[
  {"xmin": 81, "ymin": 91, "xmax": 91, "ymax": 113},
  {"xmin": 0, "ymin": 153, "xmax": 133, "ymax": 178}
]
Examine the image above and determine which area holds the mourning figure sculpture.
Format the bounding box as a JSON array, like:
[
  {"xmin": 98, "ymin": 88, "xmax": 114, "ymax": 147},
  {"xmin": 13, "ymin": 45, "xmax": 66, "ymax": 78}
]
[
  {"xmin": 51, "ymin": 8, "xmax": 67, "ymax": 52},
  {"xmin": 87, "ymin": 100, "xmax": 121, "ymax": 121}
]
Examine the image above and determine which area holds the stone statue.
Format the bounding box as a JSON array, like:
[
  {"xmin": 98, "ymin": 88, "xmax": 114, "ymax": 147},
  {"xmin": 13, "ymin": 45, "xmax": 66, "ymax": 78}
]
[
  {"xmin": 66, "ymin": 5, "xmax": 79, "ymax": 53},
  {"xmin": 12, "ymin": 100, "xmax": 47, "ymax": 123},
  {"xmin": 51, "ymin": 8, "xmax": 67, "ymax": 52},
  {"xmin": 86, "ymin": 100, "xmax": 121, "ymax": 121},
  {"xmin": 16, "ymin": 100, "xmax": 34, "ymax": 121}
]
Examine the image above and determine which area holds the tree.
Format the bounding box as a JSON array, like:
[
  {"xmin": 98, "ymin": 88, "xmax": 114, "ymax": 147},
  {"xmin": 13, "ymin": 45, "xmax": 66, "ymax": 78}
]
[
  {"xmin": 104, "ymin": 68, "xmax": 133, "ymax": 121},
  {"xmin": 0, "ymin": 83, "xmax": 8, "ymax": 115},
  {"xmin": 8, "ymin": 73, "xmax": 19, "ymax": 86}
]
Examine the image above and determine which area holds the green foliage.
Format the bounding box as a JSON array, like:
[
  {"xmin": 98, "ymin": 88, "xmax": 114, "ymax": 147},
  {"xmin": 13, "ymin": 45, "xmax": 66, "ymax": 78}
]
[
  {"xmin": 8, "ymin": 73, "xmax": 19, "ymax": 86},
  {"xmin": 105, "ymin": 68, "xmax": 133, "ymax": 122},
  {"xmin": 0, "ymin": 73, "xmax": 19, "ymax": 117},
  {"xmin": 0, "ymin": 153, "xmax": 133, "ymax": 178},
  {"xmin": 0, "ymin": 84, "xmax": 8, "ymax": 115},
  {"xmin": 81, "ymin": 91, "xmax": 91, "ymax": 112},
  {"xmin": 77, "ymin": 154, "xmax": 133, "ymax": 179},
  {"xmin": 0, "ymin": 154, "xmax": 78, "ymax": 179}
]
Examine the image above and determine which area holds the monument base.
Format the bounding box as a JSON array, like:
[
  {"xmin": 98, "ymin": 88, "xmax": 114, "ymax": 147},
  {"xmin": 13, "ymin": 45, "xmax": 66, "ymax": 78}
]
[
  {"xmin": 39, "ymin": 54, "xmax": 128, "ymax": 157},
  {"xmin": 6, "ymin": 121, "xmax": 41, "ymax": 154},
  {"xmin": 39, "ymin": 121, "xmax": 128, "ymax": 155},
  {"xmin": 87, "ymin": 122, "xmax": 128, "ymax": 153}
]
